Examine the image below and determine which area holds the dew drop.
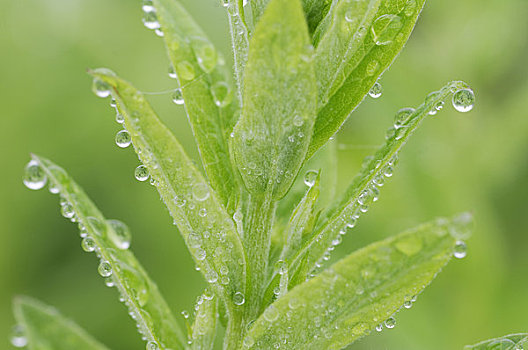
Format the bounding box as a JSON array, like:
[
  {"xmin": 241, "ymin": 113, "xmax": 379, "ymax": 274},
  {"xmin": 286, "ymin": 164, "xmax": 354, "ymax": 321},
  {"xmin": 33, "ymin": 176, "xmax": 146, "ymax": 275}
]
[
  {"xmin": 206, "ymin": 269, "xmax": 218, "ymax": 283},
  {"xmin": 146, "ymin": 341, "xmax": 159, "ymax": 350},
  {"xmin": 304, "ymin": 170, "xmax": 318, "ymax": 187},
  {"xmin": 168, "ymin": 66, "xmax": 178, "ymax": 79},
  {"xmin": 233, "ymin": 292, "xmax": 245, "ymax": 306},
  {"xmin": 141, "ymin": 0, "xmax": 154, "ymax": 12},
  {"xmin": 196, "ymin": 248, "xmax": 206, "ymax": 261},
  {"xmin": 81, "ymin": 237, "xmax": 96, "ymax": 252},
  {"xmin": 192, "ymin": 38, "xmax": 217, "ymax": 73},
  {"xmin": 115, "ymin": 130, "xmax": 132, "ymax": 148},
  {"xmin": 92, "ymin": 78, "xmax": 111, "ymax": 98},
  {"xmin": 393, "ymin": 107, "xmax": 415, "ymax": 128},
  {"xmin": 384, "ymin": 317, "xmax": 396, "ymax": 329},
  {"xmin": 211, "ymin": 82, "xmax": 232, "ymax": 108},
  {"xmin": 403, "ymin": 300, "xmax": 413, "ymax": 309},
  {"xmin": 263, "ymin": 305, "xmax": 279, "ymax": 322},
  {"xmin": 375, "ymin": 324, "xmax": 383, "ymax": 332},
  {"xmin": 11, "ymin": 325, "xmax": 27, "ymax": 348},
  {"xmin": 371, "ymin": 14, "xmax": 403, "ymax": 46},
  {"xmin": 368, "ymin": 82, "xmax": 383, "ymax": 98},
  {"xmin": 107, "ymin": 219, "xmax": 132, "ymax": 250},
  {"xmin": 199, "ymin": 208, "xmax": 207, "ymax": 217},
  {"xmin": 192, "ymin": 183, "xmax": 210, "ymax": 201},
  {"xmin": 23, "ymin": 160, "xmax": 47, "ymax": 190},
  {"xmin": 177, "ymin": 61, "xmax": 196, "ymax": 81},
  {"xmin": 61, "ymin": 202, "xmax": 75, "ymax": 218},
  {"xmin": 98, "ymin": 261, "xmax": 113, "ymax": 277},
  {"xmin": 142, "ymin": 10, "xmax": 160, "ymax": 30},
  {"xmin": 452, "ymin": 88, "xmax": 475, "ymax": 112},
  {"xmin": 135, "ymin": 165, "xmax": 150, "ymax": 182},
  {"xmin": 116, "ymin": 113, "xmax": 125, "ymax": 124},
  {"xmin": 171, "ymin": 89, "xmax": 184, "ymax": 105},
  {"xmin": 453, "ymin": 240, "xmax": 467, "ymax": 259},
  {"xmin": 181, "ymin": 310, "xmax": 190, "ymax": 319}
]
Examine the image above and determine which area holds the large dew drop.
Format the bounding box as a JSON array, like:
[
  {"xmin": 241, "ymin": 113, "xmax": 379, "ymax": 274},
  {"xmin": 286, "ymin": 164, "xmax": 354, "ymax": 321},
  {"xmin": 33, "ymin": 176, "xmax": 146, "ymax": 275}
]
[
  {"xmin": 171, "ymin": 89, "xmax": 184, "ymax": 105},
  {"xmin": 304, "ymin": 170, "xmax": 318, "ymax": 187},
  {"xmin": 368, "ymin": 82, "xmax": 383, "ymax": 98},
  {"xmin": 371, "ymin": 14, "xmax": 402, "ymax": 46},
  {"xmin": 107, "ymin": 219, "xmax": 132, "ymax": 250},
  {"xmin": 142, "ymin": 9, "xmax": 160, "ymax": 30},
  {"xmin": 233, "ymin": 292, "xmax": 245, "ymax": 306},
  {"xmin": 23, "ymin": 160, "xmax": 47, "ymax": 190},
  {"xmin": 98, "ymin": 261, "xmax": 113, "ymax": 277},
  {"xmin": 92, "ymin": 78, "xmax": 111, "ymax": 98},
  {"xmin": 192, "ymin": 183, "xmax": 210, "ymax": 202},
  {"xmin": 135, "ymin": 165, "xmax": 150, "ymax": 182},
  {"xmin": 10, "ymin": 325, "xmax": 27, "ymax": 348},
  {"xmin": 115, "ymin": 130, "xmax": 132, "ymax": 148},
  {"xmin": 453, "ymin": 240, "xmax": 467, "ymax": 259},
  {"xmin": 452, "ymin": 88, "xmax": 475, "ymax": 112},
  {"xmin": 146, "ymin": 341, "xmax": 159, "ymax": 350}
]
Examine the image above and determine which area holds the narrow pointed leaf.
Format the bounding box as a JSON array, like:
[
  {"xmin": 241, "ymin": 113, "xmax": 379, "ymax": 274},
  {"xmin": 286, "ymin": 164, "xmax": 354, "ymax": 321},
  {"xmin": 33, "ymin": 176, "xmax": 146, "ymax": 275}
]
[
  {"xmin": 314, "ymin": 0, "xmax": 382, "ymax": 106},
  {"xmin": 232, "ymin": 0, "xmax": 317, "ymax": 201},
  {"xmin": 153, "ymin": 0, "xmax": 238, "ymax": 208},
  {"xmin": 190, "ymin": 294, "xmax": 217, "ymax": 350},
  {"xmin": 309, "ymin": 0, "xmax": 426, "ymax": 157},
  {"xmin": 90, "ymin": 71, "xmax": 246, "ymax": 326},
  {"xmin": 13, "ymin": 296, "xmax": 110, "ymax": 350},
  {"xmin": 464, "ymin": 334, "xmax": 528, "ymax": 350},
  {"xmin": 290, "ymin": 81, "xmax": 471, "ymax": 286},
  {"xmin": 29, "ymin": 155, "xmax": 186, "ymax": 350},
  {"xmin": 243, "ymin": 214, "xmax": 471, "ymax": 349},
  {"xmin": 225, "ymin": 0, "xmax": 250, "ymax": 102}
]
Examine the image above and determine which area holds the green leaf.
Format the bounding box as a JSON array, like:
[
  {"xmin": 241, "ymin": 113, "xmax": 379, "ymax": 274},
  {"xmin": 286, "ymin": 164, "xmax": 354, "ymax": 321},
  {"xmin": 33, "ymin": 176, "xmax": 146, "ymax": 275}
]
[
  {"xmin": 190, "ymin": 291, "xmax": 217, "ymax": 350},
  {"xmin": 153, "ymin": 0, "xmax": 239, "ymax": 209},
  {"xmin": 13, "ymin": 296, "xmax": 110, "ymax": 350},
  {"xmin": 231, "ymin": 0, "xmax": 317, "ymax": 201},
  {"xmin": 302, "ymin": 0, "xmax": 333, "ymax": 35},
  {"xmin": 290, "ymin": 81, "xmax": 471, "ymax": 286},
  {"xmin": 225, "ymin": 0, "xmax": 251, "ymax": 101},
  {"xmin": 464, "ymin": 334, "xmax": 528, "ymax": 350},
  {"xmin": 243, "ymin": 214, "xmax": 471, "ymax": 349},
  {"xmin": 30, "ymin": 155, "xmax": 186, "ymax": 350},
  {"xmin": 308, "ymin": 0, "xmax": 426, "ymax": 158},
  {"xmin": 89, "ymin": 71, "xmax": 247, "ymax": 334}
]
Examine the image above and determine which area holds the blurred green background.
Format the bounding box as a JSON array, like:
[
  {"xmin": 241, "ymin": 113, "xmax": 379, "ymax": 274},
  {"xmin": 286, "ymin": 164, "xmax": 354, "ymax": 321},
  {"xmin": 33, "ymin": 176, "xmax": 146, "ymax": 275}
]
[{"xmin": 1, "ymin": 0, "xmax": 527, "ymax": 348}]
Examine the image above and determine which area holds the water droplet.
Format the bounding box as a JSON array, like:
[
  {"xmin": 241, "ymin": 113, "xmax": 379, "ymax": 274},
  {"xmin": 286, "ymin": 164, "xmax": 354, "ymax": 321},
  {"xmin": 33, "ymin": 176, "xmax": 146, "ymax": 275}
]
[
  {"xmin": 368, "ymin": 82, "xmax": 383, "ymax": 98},
  {"xmin": 23, "ymin": 159, "xmax": 47, "ymax": 190},
  {"xmin": 199, "ymin": 208, "xmax": 207, "ymax": 217},
  {"xmin": 176, "ymin": 61, "xmax": 196, "ymax": 81},
  {"xmin": 11, "ymin": 325, "xmax": 27, "ymax": 348},
  {"xmin": 107, "ymin": 219, "xmax": 132, "ymax": 250},
  {"xmin": 98, "ymin": 261, "xmax": 113, "ymax": 277},
  {"xmin": 171, "ymin": 89, "xmax": 184, "ymax": 105},
  {"xmin": 304, "ymin": 170, "xmax": 318, "ymax": 187},
  {"xmin": 453, "ymin": 240, "xmax": 467, "ymax": 259},
  {"xmin": 181, "ymin": 310, "xmax": 190, "ymax": 319},
  {"xmin": 206, "ymin": 269, "xmax": 218, "ymax": 283},
  {"xmin": 142, "ymin": 10, "xmax": 160, "ymax": 30},
  {"xmin": 192, "ymin": 38, "xmax": 217, "ymax": 73},
  {"xmin": 203, "ymin": 288, "xmax": 214, "ymax": 300},
  {"xmin": 233, "ymin": 292, "xmax": 245, "ymax": 305},
  {"xmin": 393, "ymin": 107, "xmax": 415, "ymax": 128},
  {"xmin": 168, "ymin": 66, "xmax": 178, "ymax": 79},
  {"xmin": 135, "ymin": 165, "xmax": 150, "ymax": 182},
  {"xmin": 383, "ymin": 165, "xmax": 394, "ymax": 177},
  {"xmin": 81, "ymin": 237, "xmax": 96, "ymax": 252},
  {"xmin": 371, "ymin": 14, "xmax": 403, "ymax": 46},
  {"xmin": 141, "ymin": 0, "xmax": 154, "ymax": 12},
  {"xmin": 366, "ymin": 60, "xmax": 379, "ymax": 76},
  {"xmin": 146, "ymin": 341, "xmax": 159, "ymax": 350},
  {"xmin": 192, "ymin": 183, "xmax": 210, "ymax": 201},
  {"xmin": 403, "ymin": 300, "xmax": 413, "ymax": 309},
  {"xmin": 61, "ymin": 202, "xmax": 75, "ymax": 219},
  {"xmin": 345, "ymin": 9, "xmax": 358, "ymax": 24},
  {"xmin": 154, "ymin": 28, "xmax": 164, "ymax": 37},
  {"xmin": 115, "ymin": 130, "xmax": 132, "ymax": 148},
  {"xmin": 116, "ymin": 113, "xmax": 125, "ymax": 124},
  {"xmin": 263, "ymin": 305, "xmax": 279, "ymax": 322},
  {"xmin": 452, "ymin": 88, "xmax": 475, "ymax": 112},
  {"xmin": 211, "ymin": 82, "xmax": 232, "ymax": 108},
  {"xmin": 375, "ymin": 324, "xmax": 383, "ymax": 332},
  {"xmin": 384, "ymin": 316, "xmax": 396, "ymax": 329},
  {"xmin": 92, "ymin": 78, "xmax": 111, "ymax": 98},
  {"xmin": 196, "ymin": 248, "xmax": 206, "ymax": 261}
]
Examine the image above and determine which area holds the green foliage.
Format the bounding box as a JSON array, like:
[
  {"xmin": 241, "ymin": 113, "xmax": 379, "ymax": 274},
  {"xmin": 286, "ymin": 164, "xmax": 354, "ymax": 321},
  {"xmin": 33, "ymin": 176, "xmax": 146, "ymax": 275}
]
[
  {"xmin": 465, "ymin": 333, "xmax": 528, "ymax": 349},
  {"xmin": 14, "ymin": 0, "xmax": 487, "ymax": 349},
  {"xmin": 12, "ymin": 296, "xmax": 109, "ymax": 350}
]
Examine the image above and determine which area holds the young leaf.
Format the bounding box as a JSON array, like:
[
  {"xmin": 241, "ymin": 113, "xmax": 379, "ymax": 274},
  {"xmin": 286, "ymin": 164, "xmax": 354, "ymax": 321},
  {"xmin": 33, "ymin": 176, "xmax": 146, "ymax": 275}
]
[
  {"xmin": 302, "ymin": 0, "xmax": 333, "ymax": 35},
  {"xmin": 89, "ymin": 71, "xmax": 246, "ymax": 335},
  {"xmin": 243, "ymin": 214, "xmax": 471, "ymax": 349},
  {"xmin": 153, "ymin": 0, "xmax": 239, "ymax": 209},
  {"xmin": 30, "ymin": 155, "xmax": 187, "ymax": 350},
  {"xmin": 231, "ymin": 0, "xmax": 317, "ymax": 201},
  {"xmin": 225, "ymin": 0, "xmax": 250, "ymax": 101},
  {"xmin": 308, "ymin": 0, "xmax": 426, "ymax": 158},
  {"xmin": 190, "ymin": 292, "xmax": 217, "ymax": 350},
  {"xmin": 290, "ymin": 81, "xmax": 472, "ymax": 286},
  {"xmin": 13, "ymin": 296, "xmax": 110, "ymax": 350},
  {"xmin": 464, "ymin": 333, "xmax": 528, "ymax": 350}
]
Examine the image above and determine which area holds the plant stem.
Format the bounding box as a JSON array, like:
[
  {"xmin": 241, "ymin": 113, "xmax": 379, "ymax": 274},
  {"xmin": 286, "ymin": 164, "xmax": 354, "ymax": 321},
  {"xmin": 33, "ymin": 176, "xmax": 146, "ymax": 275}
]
[{"xmin": 244, "ymin": 193, "xmax": 276, "ymax": 323}]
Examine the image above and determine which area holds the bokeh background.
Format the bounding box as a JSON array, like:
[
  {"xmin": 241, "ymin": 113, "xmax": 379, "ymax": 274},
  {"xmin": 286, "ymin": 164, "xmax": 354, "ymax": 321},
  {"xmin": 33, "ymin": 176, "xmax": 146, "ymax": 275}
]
[{"xmin": 1, "ymin": 0, "xmax": 527, "ymax": 348}]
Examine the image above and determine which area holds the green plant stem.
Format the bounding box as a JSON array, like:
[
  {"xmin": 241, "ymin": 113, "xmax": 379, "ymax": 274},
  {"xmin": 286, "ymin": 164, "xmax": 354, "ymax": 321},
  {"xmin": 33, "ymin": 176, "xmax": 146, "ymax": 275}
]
[
  {"xmin": 244, "ymin": 193, "xmax": 276, "ymax": 322},
  {"xmin": 223, "ymin": 311, "xmax": 244, "ymax": 350}
]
